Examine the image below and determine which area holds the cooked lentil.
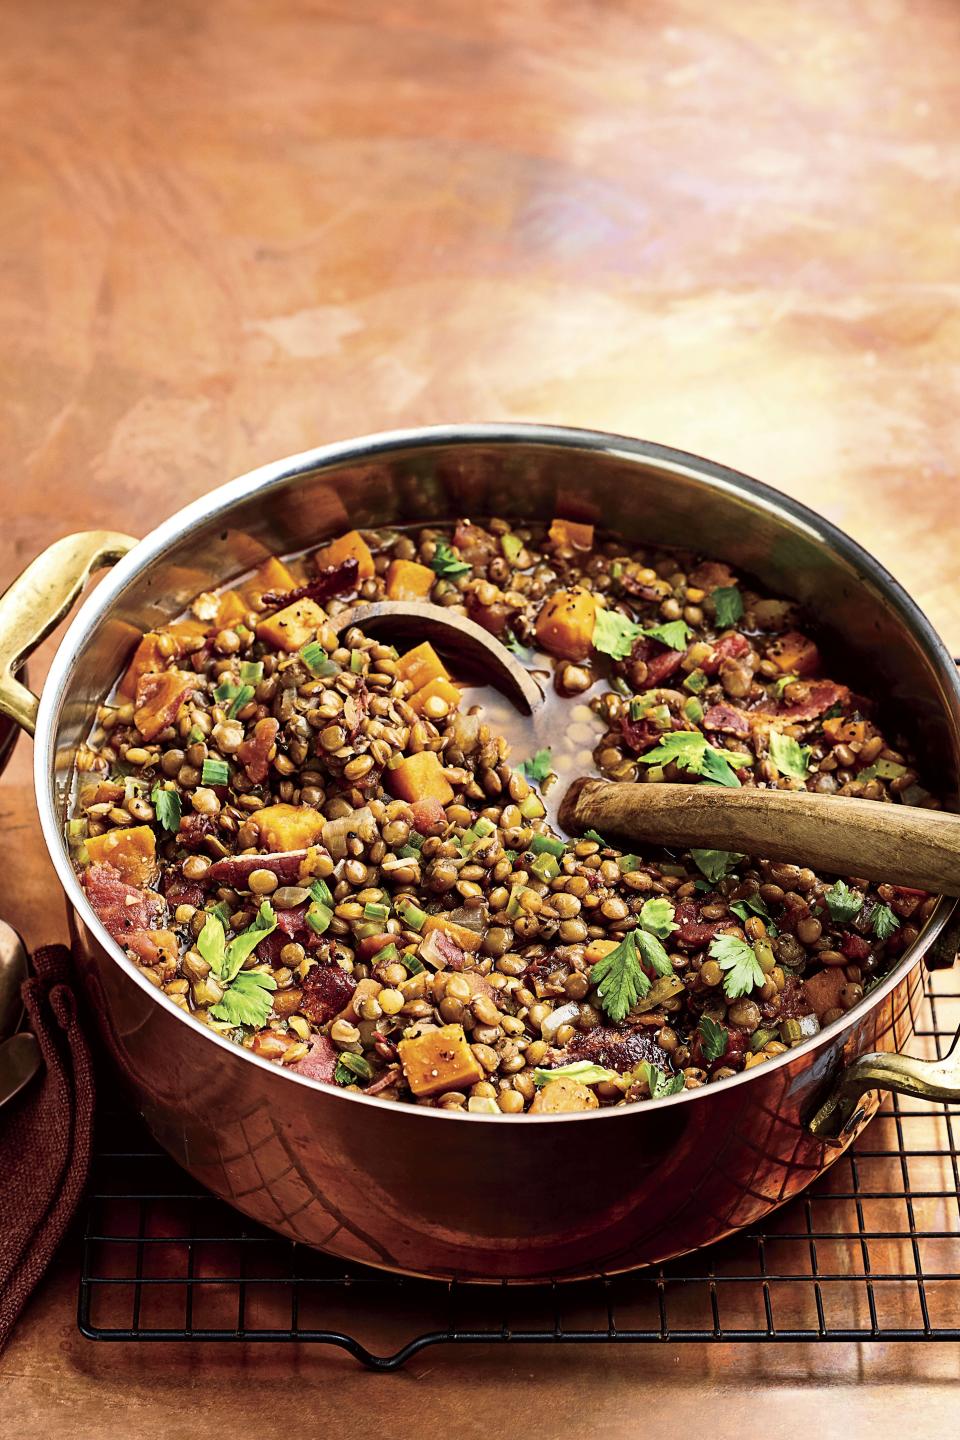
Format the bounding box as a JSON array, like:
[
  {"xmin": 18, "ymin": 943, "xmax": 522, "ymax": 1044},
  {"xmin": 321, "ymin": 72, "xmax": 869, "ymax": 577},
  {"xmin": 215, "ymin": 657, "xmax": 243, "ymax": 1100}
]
[{"xmin": 71, "ymin": 518, "xmax": 937, "ymax": 1113}]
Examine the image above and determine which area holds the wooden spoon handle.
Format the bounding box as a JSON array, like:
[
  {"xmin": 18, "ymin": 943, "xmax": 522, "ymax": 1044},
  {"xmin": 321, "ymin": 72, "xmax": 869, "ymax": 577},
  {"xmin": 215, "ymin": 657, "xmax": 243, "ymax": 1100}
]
[{"xmin": 559, "ymin": 779, "xmax": 960, "ymax": 896}]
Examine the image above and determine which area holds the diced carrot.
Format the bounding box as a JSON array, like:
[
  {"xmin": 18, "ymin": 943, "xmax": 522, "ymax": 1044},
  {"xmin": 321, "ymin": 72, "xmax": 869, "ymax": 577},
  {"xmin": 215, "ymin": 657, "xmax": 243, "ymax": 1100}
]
[
  {"xmin": 535, "ymin": 588, "xmax": 598, "ymax": 660},
  {"xmin": 802, "ymin": 969, "xmax": 847, "ymax": 1022},
  {"xmin": 134, "ymin": 670, "xmax": 195, "ymax": 741},
  {"xmin": 242, "ymin": 556, "xmax": 296, "ymax": 605},
  {"xmin": 408, "ymin": 676, "xmax": 462, "ymax": 717},
  {"xmin": 313, "ymin": 530, "xmax": 375, "ymax": 580},
  {"xmin": 395, "ymin": 642, "xmax": 450, "ymax": 693},
  {"xmin": 255, "ymin": 598, "xmax": 325, "ymax": 651},
  {"xmin": 387, "ymin": 750, "xmax": 454, "ymax": 806},
  {"xmin": 214, "ymin": 589, "xmax": 249, "ymax": 628},
  {"xmin": 85, "ymin": 825, "xmax": 158, "ymax": 888},
  {"xmin": 548, "ymin": 518, "xmax": 595, "ymax": 551},
  {"xmin": 767, "ymin": 631, "xmax": 821, "ymax": 676},
  {"xmin": 530, "ymin": 1077, "xmax": 599, "ymax": 1113},
  {"xmin": 420, "ymin": 914, "xmax": 484, "ymax": 954},
  {"xmin": 823, "ymin": 716, "xmax": 868, "ymax": 745},
  {"xmin": 385, "ymin": 559, "xmax": 435, "ymax": 601},
  {"xmin": 249, "ymin": 803, "xmax": 326, "ymax": 851},
  {"xmin": 398, "ymin": 1023, "xmax": 485, "ymax": 1097}
]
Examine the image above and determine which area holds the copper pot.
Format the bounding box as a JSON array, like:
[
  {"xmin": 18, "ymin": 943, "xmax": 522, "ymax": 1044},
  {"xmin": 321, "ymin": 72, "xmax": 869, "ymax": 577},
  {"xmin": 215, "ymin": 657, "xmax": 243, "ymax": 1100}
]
[{"xmin": 2, "ymin": 425, "xmax": 959, "ymax": 1281}]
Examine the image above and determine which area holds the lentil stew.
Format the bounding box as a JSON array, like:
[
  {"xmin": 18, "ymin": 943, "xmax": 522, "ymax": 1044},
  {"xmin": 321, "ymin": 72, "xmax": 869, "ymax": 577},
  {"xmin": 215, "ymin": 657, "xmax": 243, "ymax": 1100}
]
[{"xmin": 69, "ymin": 518, "xmax": 938, "ymax": 1115}]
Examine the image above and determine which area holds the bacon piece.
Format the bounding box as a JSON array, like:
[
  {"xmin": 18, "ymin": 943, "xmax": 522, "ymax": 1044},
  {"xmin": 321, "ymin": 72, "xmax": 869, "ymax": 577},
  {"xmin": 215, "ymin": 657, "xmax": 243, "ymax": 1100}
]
[
  {"xmin": 292, "ymin": 1033, "xmax": 339, "ymax": 1083},
  {"xmin": 81, "ymin": 862, "xmax": 167, "ymax": 960},
  {"xmin": 700, "ymin": 631, "xmax": 751, "ymax": 676},
  {"xmin": 410, "ymin": 797, "xmax": 446, "ymax": 836},
  {"xmin": 557, "ymin": 1027, "xmax": 668, "ymax": 1075},
  {"xmin": 342, "ymin": 680, "xmax": 369, "ymax": 743},
  {"xmin": 689, "ymin": 560, "xmax": 735, "ymax": 591},
  {"xmin": 204, "ymin": 849, "xmax": 313, "ymax": 887},
  {"xmin": 524, "ymin": 951, "xmax": 571, "ymax": 997},
  {"xmin": 299, "ymin": 964, "xmax": 357, "ymax": 1025},
  {"xmin": 134, "ymin": 670, "xmax": 196, "ymax": 741},
  {"xmin": 236, "ymin": 717, "xmax": 279, "ymax": 784},
  {"xmin": 619, "ymin": 714, "xmax": 661, "ymax": 754},
  {"xmin": 618, "ymin": 572, "xmax": 663, "ymax": 603},
  {"xmin": 841, "ymin": 933, "xmax": 872, "ymax": 961},
  {"xmin": 629, "ymin": 635, "xmax": 685, "ymax": 686},
  {"xmin": 703, "ymin": 703, "xmax": 750, "ymax": 737},
  {"xmin": 366, "ymin": 1066, "xmax": 402, "ymax": 1095},
  {"xmin": 465, "ymin": 592, "xmax": 517, "ymax": 637},
  {"xmin": 453, "ymin": 520, "xmax": 497, "ymax": 565},
  {"xmin": 260, "ymin": 557, "xmax": 359, "ymax": 611},
  {"xmin": 162, "ymin": 875, "xmax": 207, "ymax": 910},
  {"xmin": 177, "ymin": 814, "xmax": 218, "ymax": 851},
  {"xmin": 774, "ymin": 681, "xmax": 849, "ymax": 723},
  {"xmin": 674, "ymin": 897, "xmax": 727, "ymax": 946},
  {"xmin": 419, "ymin": 928, "xmax": 467, "ymax": 971}
]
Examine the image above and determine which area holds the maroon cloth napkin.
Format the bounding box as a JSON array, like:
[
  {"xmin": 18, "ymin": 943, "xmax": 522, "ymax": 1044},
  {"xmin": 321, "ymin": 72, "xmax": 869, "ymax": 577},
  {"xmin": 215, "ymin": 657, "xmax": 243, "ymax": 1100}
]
[{"xmin": 0, "ymin": 944, "xmax": 95, "ymax": 1352}]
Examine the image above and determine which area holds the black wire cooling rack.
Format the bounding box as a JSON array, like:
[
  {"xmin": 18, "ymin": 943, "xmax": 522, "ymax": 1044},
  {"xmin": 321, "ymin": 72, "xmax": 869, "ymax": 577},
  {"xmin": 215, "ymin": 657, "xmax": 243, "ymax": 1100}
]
[{"xmin": 78, "ymin": 970, "xmax": 960, "ymax": 1370}]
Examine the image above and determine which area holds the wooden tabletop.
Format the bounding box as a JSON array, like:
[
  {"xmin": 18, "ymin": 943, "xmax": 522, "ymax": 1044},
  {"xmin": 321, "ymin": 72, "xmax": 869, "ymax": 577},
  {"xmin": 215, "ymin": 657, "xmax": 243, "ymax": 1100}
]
[{"xmin": 3, "ymin": 0, "xmax": 960, "ymax": 1430}]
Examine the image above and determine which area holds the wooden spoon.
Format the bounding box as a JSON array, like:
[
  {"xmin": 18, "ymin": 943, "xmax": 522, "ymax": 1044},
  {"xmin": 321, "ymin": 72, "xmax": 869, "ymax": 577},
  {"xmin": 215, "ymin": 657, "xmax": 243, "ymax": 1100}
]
[{"xmin": 335, "ymin": 601, "xmax": 960, "ymax": 895}]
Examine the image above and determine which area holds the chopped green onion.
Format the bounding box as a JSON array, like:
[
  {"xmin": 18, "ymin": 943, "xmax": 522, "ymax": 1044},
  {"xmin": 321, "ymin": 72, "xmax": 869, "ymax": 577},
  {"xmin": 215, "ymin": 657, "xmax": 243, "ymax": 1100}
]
[
  {"xmin": 201, "ymin": 757, "xmax": 230, "ymax": 786},
  {"xmin": 309, "ymin": 877, "xmax": 333, "ymax": 905},
  {"xmin": 396, "ymin": 844, "xmax": 422, "ymax": 860},
  {"xmin": 618, "ymin": 854, "xmax": 642, "ymax": 873},
  {"xmin": 240, "ymin": 660, "xmax": 264, "ymax": 684},
  {"xmin": 363, "ymin": 901, "xmax": 390, "ymax": 921},
  {"xmin": 531, "ymin": 833, "xmax": 565, "ymax": 858},
  {"xmin": 305, "ymin": 901, "xmax": 332, "ymax": 934},
  {"xmin": 300, "ymin": 640, "xmax": 339, "ymax": 677},
  {"xmin": 335, "ymin": 1052, "xmax": 373, "ymax": 1083},
  {"xmin": 683, "ymin": 669, "xmax": 707, "ymax": 694},
  {"xmin": 401, "ymin": 952, "xmax": 425, "ymax": 975},
  {"xmin": 228, "ymin": 684, "xmax": 255, "ymax": 718},
  {"xmin": 530, "ymin": 852, "xmax": 560, "ymax": 882},
  {"xmin": 473, "ymin": 815, "xmax": 496, "ymax": 837},
  {"xmin": 404, "ymin": 829, "xmax": 425, "ymax": 849},
  {"xmin": 683, "ymin": 696, "xmax": 704, "ymax": 724},
  {"xmin": 187, "ymin": 724, "xmax": 205, "ymax": 744},
  {"xmin": 214, "ymin": 681, "xmax": 241, "ymax": 705},
  {"xmin": 375, "ymin": 942, "xmax": 400, "ymax": 965},
  {"xmin": 396, "ymin": 898, "xmax": 427, "ymax": 931},
  {"xmin": 350, "ymin": 650, "xmax": 365, "ymax": 674},
  {"xmin": 749, "ymin": 1026, "xmax": 779, "ymax": 1052},
  {"xmin": 519, "ymin": 792, "xmax": 545, "ymax": 820},
  {"xmin": 354, "ymin": 921, "xmax": 384, "ymax": 940},
  {"xmin": 501, "ymin": 533, "xmax": 524, "ymax": 563}
]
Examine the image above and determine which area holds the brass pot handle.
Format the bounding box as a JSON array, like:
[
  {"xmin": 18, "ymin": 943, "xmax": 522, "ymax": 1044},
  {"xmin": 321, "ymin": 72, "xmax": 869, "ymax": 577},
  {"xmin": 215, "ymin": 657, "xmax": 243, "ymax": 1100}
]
[
  {"xmin": 809, "ymin": 1032, "xmax": 960, "ymax": 1141},
  {"xmin": 0, "ymin": 530, "xmax": 138, "ymax": 736}
]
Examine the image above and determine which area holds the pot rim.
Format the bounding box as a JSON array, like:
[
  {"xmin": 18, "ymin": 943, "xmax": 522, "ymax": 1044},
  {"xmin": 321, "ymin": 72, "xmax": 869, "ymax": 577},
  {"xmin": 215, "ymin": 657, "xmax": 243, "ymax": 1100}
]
[{"xmin": 34, "ymin": 422, "xmax": 960, "ymax": 1124}]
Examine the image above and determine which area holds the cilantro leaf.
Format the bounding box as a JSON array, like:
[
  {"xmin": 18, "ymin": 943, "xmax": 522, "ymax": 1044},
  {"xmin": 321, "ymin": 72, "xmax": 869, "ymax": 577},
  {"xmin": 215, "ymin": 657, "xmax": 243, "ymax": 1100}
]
[
  {"xmin": 197, "ymin": 902, "xmax": 278, "ymax": 983},
  {"xmin": 503, "ymin": 630, "xmax": 532, "ymax": 659},
  {"xmin": 197, "ymin": 912, "xmax": 228, "ymax": 978},
  {"xmin": 592, "ymin": 608, "xmax": 642, "ymax": 660},
  {"xmin": 583, "ymin": 829, "xmax": 608, "ymax": 847},
  {"xmin": 618, "ymin": 853, "xmax": 643, "ymax": 874},
  {"xmin": 711, "ymin": 587, "xmax": 744, "ymax": 627},
  {"xmin": 823, "ymin": 880, "xmax": 863, "ymax": 923},
  {"xmin": 638, "ymin": 896, "xmax": 678, "ymax": 939},
  {"xmin": 709, "ymin": 933, "xmax": 765, "ymax": 999},
  {"xmin": 730, "ymin": 893, "xmax": 777, "ymax": 935},
  {"xmin": 774, "ymin": 673, "xmax": 798, "ymax": 698},
  {"xmin": 769, "ymin": 730, "xmax": 812, "ymax": 779},
  {"xmin": 641, "ymin": 619, "xmax": 691, "ymax": 652},
  {"xmin": 697, "ymin": 1015, "xmax": 729, "ymax": 1063},
  {"xmin": 210, "ymin": 969, "xmax": 277, "ymax": 1027},
  {"xmin": 641, "ymin": 1062, "xmax": 685, "ymax": 1099},
  {"xmin": 151, "ymin": 784, "xmax": 182, "ymax": 833},
  {"xmin": 591, "ymin": 930, "xmax": 650, "ymax": 1021},
  {"xmin": 532, "ymin": 1060, "xmax": 622, "ymax": 1088},
  {"xmin": 691, "ymin": 848, "xmax": 743, "ymax": 883},
  {"xmin": 518, "ymin": 747, "xmax": 552, "ymax": 784},
  {"xmin": 872, "ymin": 902, "xmax": 900, "ymax": 942},
  {"xmin": 430, "ymin": 541, "xmax": 471, "ymax": 578},
  {"xmin": 637, "ymin": 731, "xmax": 743, "ymax": 788},
  {"xmin": 635, "ymin": 927, "xmax": 674, "ymax": 977}
]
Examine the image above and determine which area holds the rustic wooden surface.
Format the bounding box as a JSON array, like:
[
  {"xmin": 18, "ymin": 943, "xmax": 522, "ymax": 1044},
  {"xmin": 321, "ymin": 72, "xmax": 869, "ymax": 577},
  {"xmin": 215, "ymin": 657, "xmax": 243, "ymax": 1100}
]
[{"xmin": 2, "ymin": 0, "xmax": 960, "ymax": 1430}]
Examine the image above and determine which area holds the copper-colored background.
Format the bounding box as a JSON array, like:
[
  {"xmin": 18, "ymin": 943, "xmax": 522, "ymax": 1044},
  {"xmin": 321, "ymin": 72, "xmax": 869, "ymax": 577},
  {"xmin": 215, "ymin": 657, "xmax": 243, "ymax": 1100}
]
[{"xmin": 2, "ymin": 0, "xmax": 959, "ymax": 1430}]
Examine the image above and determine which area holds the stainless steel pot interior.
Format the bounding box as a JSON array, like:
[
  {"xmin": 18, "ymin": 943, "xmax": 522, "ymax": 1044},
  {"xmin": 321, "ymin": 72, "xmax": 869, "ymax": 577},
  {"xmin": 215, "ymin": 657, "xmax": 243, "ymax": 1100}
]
[
  {"xmin": 38, "ymin": 423, "xmax": 960, "ymax": 1042},
  {"xmin": 22, "ymin": 423, "xmax": 960, "ymax": 1280}
]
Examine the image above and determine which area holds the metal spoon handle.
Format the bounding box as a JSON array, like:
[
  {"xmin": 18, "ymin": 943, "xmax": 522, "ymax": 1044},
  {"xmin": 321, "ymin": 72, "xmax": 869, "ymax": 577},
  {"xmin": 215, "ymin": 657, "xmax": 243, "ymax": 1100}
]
[{"xmin": 559, "ymin": 779, "xmax": 960, "ymax": 895}]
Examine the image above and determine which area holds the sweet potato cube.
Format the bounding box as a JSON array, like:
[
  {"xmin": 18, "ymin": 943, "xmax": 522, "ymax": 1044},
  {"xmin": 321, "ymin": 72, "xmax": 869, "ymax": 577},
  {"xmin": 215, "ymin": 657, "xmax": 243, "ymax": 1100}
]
[
  {"xmin": 802, "ymin": 969, "xmax": 847, "ymax": 1022},
  {"xmin": 214, "ymin": 589, "xmax": 249, "ymax": 628},
  {"xmin": 421, "ymin": 914, "xmax": 483, "ymax": 954},
  {"xmin": 398, "ymin": 1024, "xmax": 484, "ymax": 1098},
  {"xmin": 243, "ymin": 556, "xmax": 296, "ymax": 605},
  {"xmin": 387, "ymin": 751, "xmax": 454, "ymax": 806},
  {"xmin": 535, "ymin": 588, "xmax": 598, "ymax": 660},
  {"xmin": 386, "ymin": 559, "xmax": 435, "ymax": 601},
  {"xmin": 408, "ymin": 676, "xmax": 461, "ymax": 717},
  {"xmin": 823, "ymin": 716, "xmax": 868, "ymax": 746},
  {"xmin": 85, "ymin": 825, "xmax": 158, "ymax": 888},
  {"xmin": 250, "ymin": 803, "xmax": 326, "ymax": 852},
  {"xmin": 134, "ymin": 670, "xmax": 195, "ymax": 741},
  {"xmin": 119, "ymin": 633, "xmax": 167, "ymax": 698},
  {"xmin": 256, "ymin": 598, "xmax": 325, "ymax": 651},
  {"xmin": 313, "ymin": 530, "xmax": 375, "ymax": 580},
  {"xmin": 548, "ymin": 517, "xmax": 595, "ymax": 551},
  {"xmin": 767, "ymin": 631, "xmax": 821, "ymax": 676},
  {"xmin": 395, "ymin": 642, "xmax": 450, "ymax": 693},
  {"xmin": 530, "ymin": 1077, "xmax": 599, "ymax": 1113}
]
